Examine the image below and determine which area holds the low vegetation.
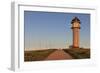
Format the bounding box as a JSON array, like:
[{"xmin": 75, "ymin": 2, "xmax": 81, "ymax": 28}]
[
  {"xmin": 63, "ymin": 48, "xmax": 90, "ymax": 59},
  {"xmin": 24, "ymin": 48, "xmax": 90, "ymax": 62},
  {"xmin": 24, "ymin": 49, "xmax": 57, "ymax": 61}
]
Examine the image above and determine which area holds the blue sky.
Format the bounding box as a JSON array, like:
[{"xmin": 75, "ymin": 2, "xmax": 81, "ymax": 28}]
[{"xmin": 24, "ymin": 11, "xmax": 90, "ymax": 50}]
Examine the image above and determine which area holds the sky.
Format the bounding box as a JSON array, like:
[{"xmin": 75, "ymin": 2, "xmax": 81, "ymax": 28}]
[{"xmin": 24, "ymin": 11, "xmax": 90, "ymax": 50}]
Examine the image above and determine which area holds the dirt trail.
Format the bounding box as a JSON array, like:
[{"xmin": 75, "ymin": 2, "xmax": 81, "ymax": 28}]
[{"xmin": 45, "ymin": 49, "xmax": 73, "ymax": 60}]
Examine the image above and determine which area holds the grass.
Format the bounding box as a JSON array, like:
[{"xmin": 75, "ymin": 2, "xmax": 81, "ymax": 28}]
[
  {"xmin": 24, "ymin": 48, "xmax": 90, "ymax": 62},
  {"xmin": 63, "ymin": 48, "xmax": 90, "ymax": 59},
  {"xmin": 24, "ymin": 49, "xmax": 57, "ymax": 61}
]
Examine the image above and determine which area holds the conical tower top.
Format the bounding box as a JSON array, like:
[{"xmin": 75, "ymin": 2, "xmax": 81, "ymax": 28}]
[{"xmin": 71, "ymin": 17, "xmax": 81, "ymax": 24}]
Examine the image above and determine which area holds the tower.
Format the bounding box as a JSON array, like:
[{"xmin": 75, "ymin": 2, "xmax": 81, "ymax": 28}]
[{"xmin": 71, "ymin": 17, "xmax": 81, "ymax": 48}]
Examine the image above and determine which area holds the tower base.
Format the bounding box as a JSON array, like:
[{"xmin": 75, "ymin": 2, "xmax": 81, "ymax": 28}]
[{"xmin": 72, "ymin": 46, "xmax": 80, "ymax": 49}]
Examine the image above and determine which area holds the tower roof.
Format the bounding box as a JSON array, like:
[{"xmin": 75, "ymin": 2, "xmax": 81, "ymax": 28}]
[{"xmin": 71, "ymin": 17, "xmax": 81, "ymax": 24}]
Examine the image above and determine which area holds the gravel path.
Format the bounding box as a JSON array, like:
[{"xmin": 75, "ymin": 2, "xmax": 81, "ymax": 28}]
[{"xmin": 45, "ymin": 49, "xmax": 73, "ymax": 60}]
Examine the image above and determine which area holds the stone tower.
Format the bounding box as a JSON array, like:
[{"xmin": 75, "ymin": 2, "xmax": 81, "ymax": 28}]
[{"xmin": 71, "ymin": 17, "xmax": 81, "ymax": 48}]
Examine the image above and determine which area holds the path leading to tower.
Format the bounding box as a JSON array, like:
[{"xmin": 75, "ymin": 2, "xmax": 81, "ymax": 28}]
[{"xmin": 45, "ymin": 49, "xmax": 73, "ymax": 60}]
